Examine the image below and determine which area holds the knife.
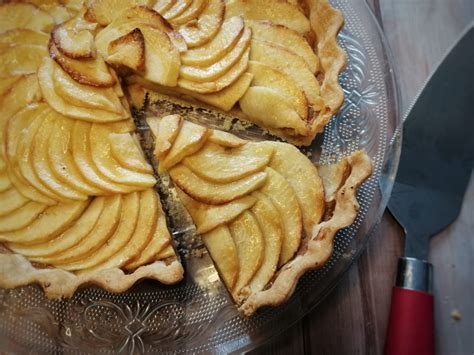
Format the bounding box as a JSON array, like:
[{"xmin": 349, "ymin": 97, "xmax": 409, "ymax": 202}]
[{"xmin": 384, "ymin": 25, "xmax": 474, "ymax": 355}]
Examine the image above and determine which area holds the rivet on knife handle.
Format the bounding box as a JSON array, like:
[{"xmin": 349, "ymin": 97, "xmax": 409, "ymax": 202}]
[{"xmin": 384, "ymin": 257, "xmax": 434, "ymax": 355}]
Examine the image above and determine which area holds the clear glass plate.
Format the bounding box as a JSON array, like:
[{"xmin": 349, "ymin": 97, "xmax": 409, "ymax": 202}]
[{"xmin": 0, "ymin": 0, "xmax": 401, "ymax": 353}]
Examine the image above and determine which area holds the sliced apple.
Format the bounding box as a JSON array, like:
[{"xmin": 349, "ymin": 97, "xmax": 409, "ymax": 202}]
[
  {"xmin": 225, "ymin": 0, "xmax": 310, "ymax": 35},
  {"xmin": 89, "ymin": 123, "xmax": 156, "ymax": 187},
  {"xmin": 95, "ymin": 21, "xmax": 140, "ymax": 58},
  {"xmin": 32, "ymin": 111, "xmax": 89, "ymax": 201},
  {"xmin": 178, "ymin": 0, "xmax": 225, "ymax": 48},
  {"xmin": 229, "ymin": 211, "xmax": 264, "ymax": 299},
  {"xmin": 55, "ymin": 192, "xmax": 140, "ymax": 271},
  {"xmin": 49, "ymin": 40, "xmax": 116, "ymax": 88},
  {"xmin": 260, "ymin": 167, "xmax": 302, "ymax": 266},
  {"xmin": 154, "ymin": 0, "xmax": 177, "ymax": 14},
  {"xmin": 32, "ymin": 195, "xmax": 121, "ymax": 265},
  {"xmin": 38, "ymin": 57, "xmax": 128, "ymax": 122},
  {"xmin": 202, "ymin": 225, "xmax": 239, "ymax": 289},
  {"xmin": 145, "ymin": 116, "xmax": 161, "ymax": 139},
  {"xmin": 0, "ymin": 3, "xmax": 54, "ymax": 33},
  {"xmin": 181, "ymin": 16, "xmax": 244, "ymax": 67},
  {"xmin": 85, "ymin": 0, "xmax": 153, "ymax": 25},
  {"xmin": 0, "ymin": 75, "xmax": 42, "ymax": 173},
  {"xmin": 6, "ymin": 167, "xmax": 57, "ymax": 206},
  {"xmin": 0, "ymin": 201, "xmax": 48, "ymax": 233},
  {"xmin": 0, "ymin": 199, "xmax": 89, "ymax": 245},
  {"xmin": 168, "ymin": 0, "xmax": 207, "ymax": 26},
  {"xmin": 262, "ymin": 142, "xmax": 325, "ymax": 235},
  {"xmin": 183, "ymin": 142, "xmax": 273, "ymax": 183},
  {"xmin": 162, "ymin": 0, "xmax": 192, "ymax": 20},
  {"xmin": 318, "ymin": 159, "xmax": 351, "ymax": 202},
  {"xmin": 98, "ymin": 23, "xmax": 182, "ymax": 86},
  {"xmin": 47, "ymin": 116, "xmax": 103, "ymax": 196},
  {"xmin": 177, "ymin": 187, "xmax": 256, "ymax": 234},
  {"xmin": 179, "ymin": 27, "xmax": 251, "ymax": 82},
  {"xmin": 169, "ymin": 165, "xmax": 267, "ymax": 205},
  {"xmin": 207, "ymin": 129, "xmax": 246, "ymax": 148},
  {"xmin": 6, "ymin": 104, "xmax": 65, "ymax": 204},
  {"xmin": 247, "ymin": 61, "xmax": 308, "ymax": 120},
  {"xmin": 72, "ymin": 120, "xmax": 143, "ymax": 194},
  {"xmin": 132, "ymin": 70, "xmax": 253, "ymax": 111},
  {"xmin": 52, "ymin": 61, "xmax": 126, "ymax": 113},
  {"xmin": 184, "ymin": 72, "xmax": 252, "ymax": 111},
  {"xmin": 108, "ymin": 133, "xmax": 153, "ymax": 174},
  {"xmin": 52, "ymin": 15, "xmax": 97, "ymax": 59},
  {"xmin": 140, "ymin": 25, "xmax": 182, "ymax": 86},
  {"xmin": 0, "ymin": 172, "xmax": 11, "ymax": 192},
  {"xmin": 0, "ymin": 188, "xmax": 29, "ymax": 217},
  {"xmin": 248, "ymin": 191, "xmax": 283, "ymax": 293},
  {"xmin": 178, "ymin": 47, "xmax": 249, "ymax": 94},
  {"xmin": 250, "ymin": 39, "xmax": 320, "ymax": 105},
  {"xmin": 0, "ymin": 29, "xmax": 49, "ymax": 50},
  {"xmin": 15, "ymin": 105, "xmax": 72, "ymax": 203},
  {"xmin": 79, "ymin": 188, "xmax": 158, "ymax": 273},
  {"xmin": 125, "ymin": 199, "xmax": 172, "ymax": 269},
  {"xmin": 106, "ymin": 28, "xmax": 145, "ymax": 71},
  {"xmin": 148, "ymin": 114, "xmax": 183, "ymax": 160},
  {"xmin": 158, "ymin": 120, "xmax": 209, "ymax": 172},
  {"xmin": 4, "ymin": 103, "xmax": 44, "ymax": 167},
  {"xmin": 239, "ymin": 87, "xmax": 308, "ymax": 136},
  {"xmin": 245, "ymin": 20, "xmax": 319, "ymax": 73},
  {"xmin": 100, "ymin": 6, "xmax": 187, "ymax": 53},
  {"xmin": 0, "ymin": 45, "xmax": 48, "ymax": 77},
  {"xmin": 8, "ymin": 197, "xmax": 105, "ymax": 257}
]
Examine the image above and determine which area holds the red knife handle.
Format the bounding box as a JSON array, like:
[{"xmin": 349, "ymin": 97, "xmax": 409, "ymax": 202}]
[{"xmin": 385, "ymin": 257, "xmax": 434, "ymax": 355}]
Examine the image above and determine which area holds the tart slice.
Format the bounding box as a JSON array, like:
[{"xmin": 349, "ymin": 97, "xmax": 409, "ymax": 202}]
[
  {"xmin": 141, "ymin": 113, "xmax": 372, "ymax": 314},
  {"xmin": 91, "ymin": 0, "xmax": 346, "ymax": 146}
]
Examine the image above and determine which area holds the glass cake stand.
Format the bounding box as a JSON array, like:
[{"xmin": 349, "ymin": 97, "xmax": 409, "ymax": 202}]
[{"xmin": 0, "ymin": 0, "xmax": 401, "ymax": 353}]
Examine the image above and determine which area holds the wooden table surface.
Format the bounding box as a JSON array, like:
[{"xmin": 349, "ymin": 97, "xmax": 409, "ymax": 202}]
[{"xmin": 252, "ymin": 1, "xmax": 474, "ymax": 354}]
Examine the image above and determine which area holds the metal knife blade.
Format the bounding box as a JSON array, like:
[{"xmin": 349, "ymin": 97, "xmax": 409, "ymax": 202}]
[{"xmin": 388, "ymin": 26, "xmax": 474, "ymax": 261}]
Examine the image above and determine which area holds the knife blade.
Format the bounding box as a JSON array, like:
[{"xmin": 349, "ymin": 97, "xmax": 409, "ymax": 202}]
[{"xmin": 385, "ymin": 25, "xmax": 474, "ymax": 355}]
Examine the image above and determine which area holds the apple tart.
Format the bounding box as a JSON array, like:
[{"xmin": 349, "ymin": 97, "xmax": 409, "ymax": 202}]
[
  {"xmin": 133, "ymin": 106, "xmax": 371, "ymax": 315},
  {"xmin": 0, "ymin": 0, "xmax": 371, "ymax": 315}
]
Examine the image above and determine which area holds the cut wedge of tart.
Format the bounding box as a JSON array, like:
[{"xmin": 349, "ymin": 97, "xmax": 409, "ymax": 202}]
[
  {"xmin": 92, "ymin": 0, "xmax": 345, "ymax": 145},
  {"xmin": 138, "ymin": 113, "xmax": 372, "ymax": 315}
]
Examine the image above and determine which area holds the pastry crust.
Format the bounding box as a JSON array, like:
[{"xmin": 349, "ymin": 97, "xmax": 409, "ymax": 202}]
[
  {"xmin": 0, "ymin": 252, "xmax": 183, "ymax": 299},
  {"xmin": 305, "ymin": 0, "xmax": 346, "ymax": 143},
  {"xmin": 240, "ymin": 151, "xmax": 372, "ymax": 315}
]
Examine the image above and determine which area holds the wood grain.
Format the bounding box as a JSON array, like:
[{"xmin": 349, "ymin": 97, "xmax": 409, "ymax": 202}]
[{"xmin": 253, "ymin": 1, "xmax": 474, "ymax": 354}]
